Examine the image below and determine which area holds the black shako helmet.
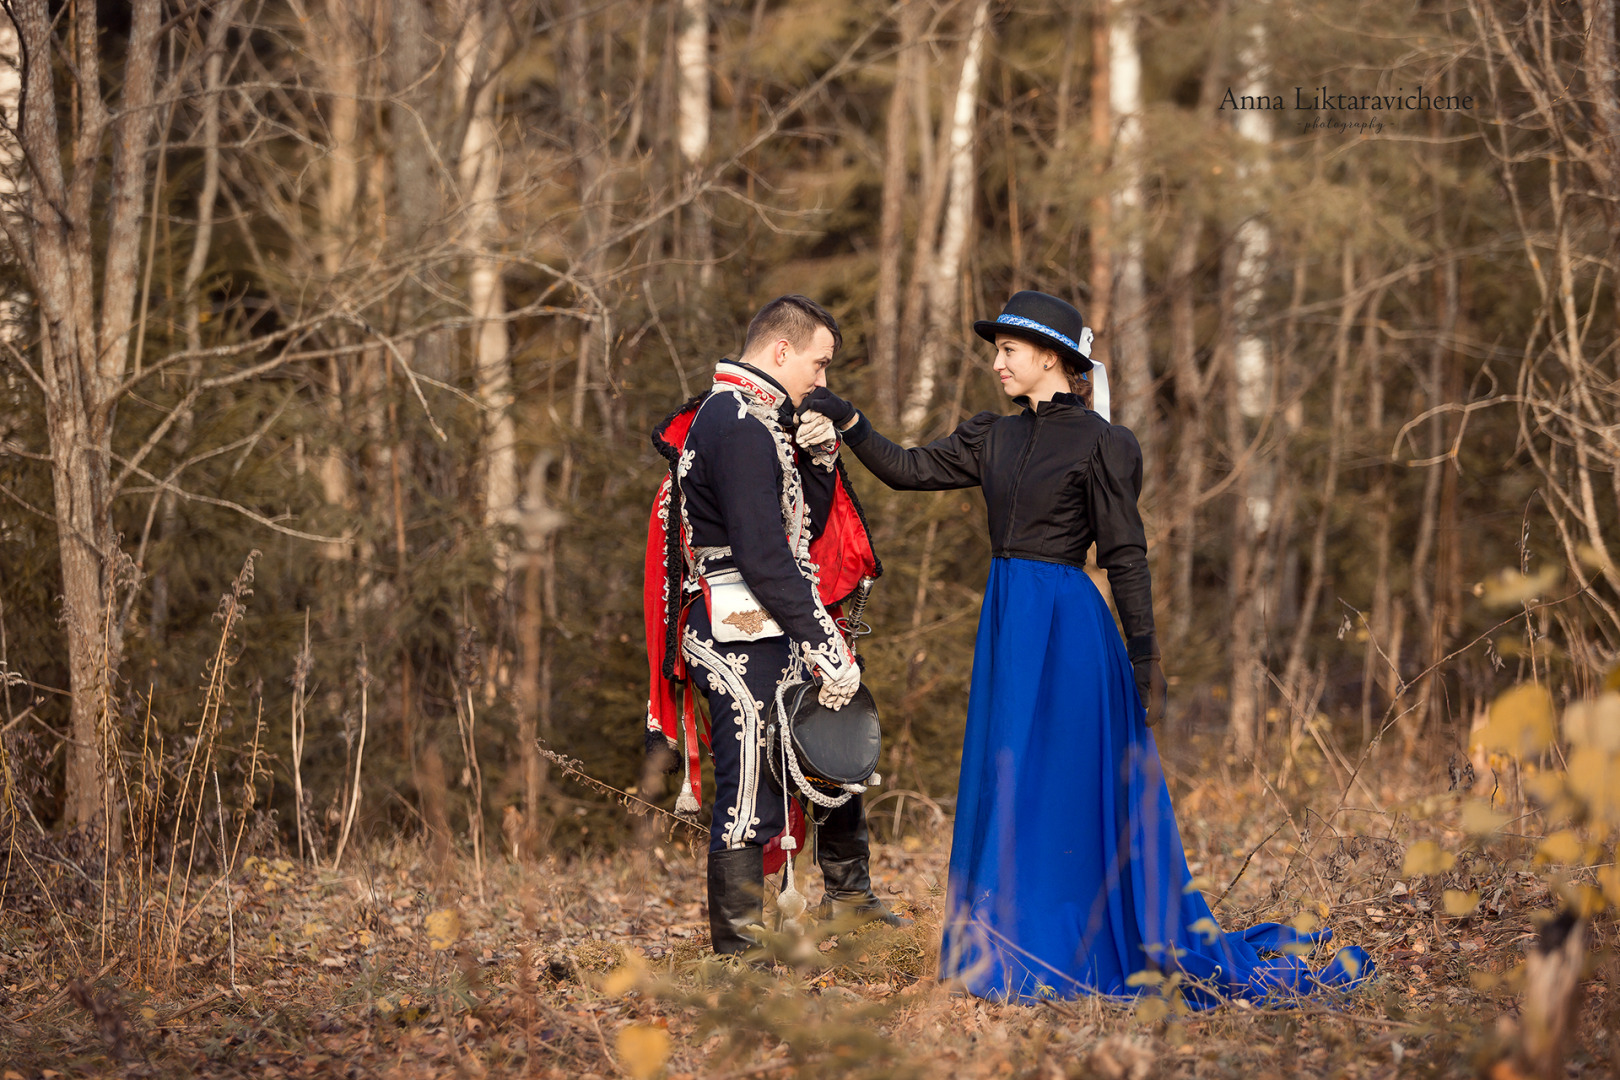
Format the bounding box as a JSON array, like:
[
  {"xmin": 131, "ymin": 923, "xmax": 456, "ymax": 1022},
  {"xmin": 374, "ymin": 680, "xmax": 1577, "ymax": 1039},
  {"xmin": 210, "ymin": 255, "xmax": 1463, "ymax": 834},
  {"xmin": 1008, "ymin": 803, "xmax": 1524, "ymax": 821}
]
[{"xmin": 973, "ymin": 290, "xmax": 1094, "ymax": 373}]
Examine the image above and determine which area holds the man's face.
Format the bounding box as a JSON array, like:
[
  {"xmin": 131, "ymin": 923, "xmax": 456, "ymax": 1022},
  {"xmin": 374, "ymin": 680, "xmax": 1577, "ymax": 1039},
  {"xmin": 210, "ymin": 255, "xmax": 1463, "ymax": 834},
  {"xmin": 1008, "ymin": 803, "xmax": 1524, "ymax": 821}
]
[{"xmin": 768, "ymin": 326, "xmax": 836, "ymax": 406}]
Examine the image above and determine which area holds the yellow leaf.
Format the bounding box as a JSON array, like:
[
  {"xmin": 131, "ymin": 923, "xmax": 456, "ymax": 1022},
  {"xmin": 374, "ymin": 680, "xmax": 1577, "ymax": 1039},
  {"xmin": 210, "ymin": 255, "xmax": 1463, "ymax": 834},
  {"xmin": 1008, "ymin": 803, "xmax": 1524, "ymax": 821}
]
[
  {"xmin": 1565, "ymin": 746, "xmax": 1610, "ymax": 808},
  {"xmin": 602, "ymin": 963, "xmax": 641, "ymax": 997},
  {"xmin": 1125, "ymin": 969, "xmax": 1165, "ymax": 987},
  {"xmin": 1183, "ymin": 875, "xmax": 1214, "ymax": 894},
  {"xmin": 1523, "ymin": 770, "xmax": 1567, "ymax": 806},
  {"xmin": 1188, "ymin": 917, "xmax": 1220, "ymax": 943},
  {"xmin": 1402, "ymin": 840, "xmax": 1458, "ymax": 877},
  {"xmin": 1599, "ymin": 864, "xmax": 1620, "ymax": 907},
  {"xmin": 1315, "ymin": 900, "xmax": 1331, "ymax": 919},
  {"xmin": 1336, "ymin": 950, "xmax": 1362, "ymax": 979},
  {"xmin": 1474, "ymin": 684, "xmax": 1555, "ymax": 757},
  {"xmin": 1568, "ymin": 883, "xmax": 1606, "ymax": 918},
  {"xmin": 424, "ymin": 908, "xmax": 462, "ymax": 951},
  {"xmin": 1134, "ymin": 996, "xmax": 1169, "ymax": 1024},
  {"xmin": 1561, "ymin": 694, "xmax": 1620, "ymax": 752},
  {"xmin": 1536, "ymin": 830, "xmax": 1585, "ymax": 866},
  {"xmin": 1578, "ymin": 544, "xmax": 1614, "ymax": 573},
  {"xmin": 616, "ymin": 1024, "xmax": 670, "ymax": 1080},
  {"xmin": 1291, "ymin": 911, "xmax": 1320, "ymax": 934},
  {"xmin": 1442, "ymin": 890, "xmax": 1480, "ymax": 917},
  {"xmin": 1481, "ymin": 564, "xmax": 1562, "ymax": 609},
  {"xmin": 1460, "ymin": 801, "xmax": 1509, "ymax": 836}
]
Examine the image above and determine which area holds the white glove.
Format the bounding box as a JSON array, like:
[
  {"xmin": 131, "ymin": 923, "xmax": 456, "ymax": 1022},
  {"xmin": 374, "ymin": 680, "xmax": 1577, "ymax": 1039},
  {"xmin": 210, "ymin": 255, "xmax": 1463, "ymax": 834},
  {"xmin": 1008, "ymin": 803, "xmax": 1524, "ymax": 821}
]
[
  {"xmin": 794, "ymin": 410, "xmax": 839, "ymax": 455},
  {"xmin": 817, "ymin": 648, "xmax": 861, "ymax": 710}
]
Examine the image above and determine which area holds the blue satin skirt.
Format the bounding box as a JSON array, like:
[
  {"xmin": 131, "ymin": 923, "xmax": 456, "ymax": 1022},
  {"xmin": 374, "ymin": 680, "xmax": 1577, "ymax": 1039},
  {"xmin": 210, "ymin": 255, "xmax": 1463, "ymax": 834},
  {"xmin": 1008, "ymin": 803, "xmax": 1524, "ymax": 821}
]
[{"xmin": 938, "ymin": 558, "xmax": 1373, "ymax": 1005}]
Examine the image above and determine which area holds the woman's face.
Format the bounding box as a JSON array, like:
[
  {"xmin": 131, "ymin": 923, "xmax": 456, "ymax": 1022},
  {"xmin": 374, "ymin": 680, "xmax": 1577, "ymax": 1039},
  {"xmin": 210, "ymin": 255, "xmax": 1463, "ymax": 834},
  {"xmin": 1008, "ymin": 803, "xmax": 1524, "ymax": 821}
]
[{"xmin": 992, "ymin": 335, "xmax": 1068, "ymax": 401}]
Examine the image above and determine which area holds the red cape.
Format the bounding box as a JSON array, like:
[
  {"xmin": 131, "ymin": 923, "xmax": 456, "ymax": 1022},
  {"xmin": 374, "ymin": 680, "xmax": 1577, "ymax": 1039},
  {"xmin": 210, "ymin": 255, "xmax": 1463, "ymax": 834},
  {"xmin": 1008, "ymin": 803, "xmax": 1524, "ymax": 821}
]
[{"xmin": 643, "ymin": 393, "xmax": 881, "ymax": 871}]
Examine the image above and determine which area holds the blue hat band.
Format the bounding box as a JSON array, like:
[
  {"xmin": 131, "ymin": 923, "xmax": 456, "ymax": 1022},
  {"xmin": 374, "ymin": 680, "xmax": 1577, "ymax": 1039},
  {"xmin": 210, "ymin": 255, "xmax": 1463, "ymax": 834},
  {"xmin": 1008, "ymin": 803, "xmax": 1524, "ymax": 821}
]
[{"xmin": 994, "ymin": 313, "xmax": 1091, "ymax": 358}]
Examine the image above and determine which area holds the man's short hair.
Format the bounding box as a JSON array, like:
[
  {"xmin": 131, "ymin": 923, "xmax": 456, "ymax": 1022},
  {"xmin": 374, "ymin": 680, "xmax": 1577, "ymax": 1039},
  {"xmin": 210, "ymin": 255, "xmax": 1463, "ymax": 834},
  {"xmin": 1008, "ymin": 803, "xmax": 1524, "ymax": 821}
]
[{"xmin": 742, "ymin": 294, "xmax": 842, "ymax": 357}]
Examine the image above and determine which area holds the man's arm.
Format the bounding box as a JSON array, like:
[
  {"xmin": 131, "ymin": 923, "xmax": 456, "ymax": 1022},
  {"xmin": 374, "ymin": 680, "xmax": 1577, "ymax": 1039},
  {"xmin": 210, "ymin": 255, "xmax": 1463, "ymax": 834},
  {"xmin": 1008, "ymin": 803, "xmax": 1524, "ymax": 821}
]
[{"xmin": 703, "ymin": 413, "xmax": 845, "ymax": 657}]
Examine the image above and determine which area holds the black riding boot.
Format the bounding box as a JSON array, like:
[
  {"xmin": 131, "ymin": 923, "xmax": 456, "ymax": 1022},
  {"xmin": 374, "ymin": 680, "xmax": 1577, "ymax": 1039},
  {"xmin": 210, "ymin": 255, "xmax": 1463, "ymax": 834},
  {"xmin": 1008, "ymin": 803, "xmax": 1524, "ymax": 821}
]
[
  {"xmin": 814, "ymin": 795, "xmax": 913, "ymax": 928},
  {"xmin": 707, "ymin": 845, "xmax": 765, "ymax": 955}
]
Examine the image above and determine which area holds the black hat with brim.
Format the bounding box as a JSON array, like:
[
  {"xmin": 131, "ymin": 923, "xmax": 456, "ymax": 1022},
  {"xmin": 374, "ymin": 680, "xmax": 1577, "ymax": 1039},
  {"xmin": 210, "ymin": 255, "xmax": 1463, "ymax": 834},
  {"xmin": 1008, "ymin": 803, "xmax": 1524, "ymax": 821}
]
[{"xmin": 973, "ymin": 290, "xmax": 1094, "ymax": 372}]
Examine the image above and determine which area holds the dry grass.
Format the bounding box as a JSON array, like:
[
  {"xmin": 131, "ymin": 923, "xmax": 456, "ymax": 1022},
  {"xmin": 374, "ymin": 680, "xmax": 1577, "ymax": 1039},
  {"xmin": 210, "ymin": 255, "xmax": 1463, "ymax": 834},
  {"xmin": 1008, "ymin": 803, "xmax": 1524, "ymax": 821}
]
[{"xmin": 1, "ymin": 734, "xmax": 1616, "ymax": 1078}]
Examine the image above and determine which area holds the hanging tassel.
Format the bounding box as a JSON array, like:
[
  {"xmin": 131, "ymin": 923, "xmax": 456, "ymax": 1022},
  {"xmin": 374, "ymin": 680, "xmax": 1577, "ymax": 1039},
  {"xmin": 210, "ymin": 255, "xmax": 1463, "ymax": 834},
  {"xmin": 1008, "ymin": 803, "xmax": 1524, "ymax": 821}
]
[
  {"xmin": 775, "ymin": 703, "xmax": 807, "ymax": 924},
  {"xmin": 675, "ymin": 746, "xmax": 700, "ymax": 814},
  {"xmin": 676, "ymin": 683, "xmax": 701, "ymax": 813},
  {"xmin": 776, "ymin": 833, "xmax": 807, "ymax": 921}
]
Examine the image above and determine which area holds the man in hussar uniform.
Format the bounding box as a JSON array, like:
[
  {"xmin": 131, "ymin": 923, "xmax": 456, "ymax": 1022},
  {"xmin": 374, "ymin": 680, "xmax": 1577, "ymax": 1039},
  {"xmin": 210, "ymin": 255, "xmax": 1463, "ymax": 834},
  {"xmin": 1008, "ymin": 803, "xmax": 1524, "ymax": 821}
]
[{"xmin": 644, "ymin": 295, "xmax": 910, "ymax": 954}]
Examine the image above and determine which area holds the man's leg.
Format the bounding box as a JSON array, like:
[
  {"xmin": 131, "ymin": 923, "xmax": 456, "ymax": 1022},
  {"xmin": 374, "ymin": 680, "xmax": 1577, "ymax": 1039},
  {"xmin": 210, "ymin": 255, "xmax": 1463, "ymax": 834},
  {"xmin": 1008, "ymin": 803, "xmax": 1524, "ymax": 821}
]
[
  {"xmin": 684, "ymin": 611, "xmax": 790, "ymax": 954},
  {"xmin": 815, "ymin": 793, "xmax": 913, "ymax": 927}
]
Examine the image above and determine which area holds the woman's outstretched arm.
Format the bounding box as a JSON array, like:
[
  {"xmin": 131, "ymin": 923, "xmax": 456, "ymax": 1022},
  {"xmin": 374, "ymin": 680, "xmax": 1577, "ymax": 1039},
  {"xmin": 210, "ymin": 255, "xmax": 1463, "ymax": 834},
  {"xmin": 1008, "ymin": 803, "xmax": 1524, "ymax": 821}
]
[{"xmin": 800, "ymin": 387, "xmax": 994, "ymax": 492}]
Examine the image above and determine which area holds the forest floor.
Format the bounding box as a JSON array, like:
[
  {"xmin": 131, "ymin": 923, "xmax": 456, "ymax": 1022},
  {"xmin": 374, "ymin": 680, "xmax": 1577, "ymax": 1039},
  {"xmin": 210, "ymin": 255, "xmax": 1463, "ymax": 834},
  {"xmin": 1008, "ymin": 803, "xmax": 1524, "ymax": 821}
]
[{"xmin": 1, "ymin": 736, "xmax": 1616, "ymax": 1079}]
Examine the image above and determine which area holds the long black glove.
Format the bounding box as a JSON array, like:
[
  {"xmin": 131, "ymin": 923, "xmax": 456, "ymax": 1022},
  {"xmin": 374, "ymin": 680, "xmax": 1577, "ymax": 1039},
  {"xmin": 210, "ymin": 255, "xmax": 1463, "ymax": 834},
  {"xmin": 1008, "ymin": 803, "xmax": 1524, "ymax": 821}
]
[
  {"xmin": 799, "ymin": 386, "xmax": 857, "ymax": 426},
  {"xmin": 644, "ymin": 729, "xmax": 679, "ymax": 774},
  {"xmin": 1127, "ymin": 635, "xmax": 1167, "ymax": 728}
]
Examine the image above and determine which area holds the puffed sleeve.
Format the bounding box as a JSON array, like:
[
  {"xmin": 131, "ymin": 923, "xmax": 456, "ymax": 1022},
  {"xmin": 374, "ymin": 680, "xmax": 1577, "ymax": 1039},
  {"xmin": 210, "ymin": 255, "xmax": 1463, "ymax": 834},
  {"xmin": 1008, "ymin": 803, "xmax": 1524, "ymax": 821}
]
[
  {"xmin": 841, "ymin": 410, "xmax": 998, "ymax": 491},
  {"xmin": 1087, "ymin": 424, "xmax": 1155, "ymax": 642}
]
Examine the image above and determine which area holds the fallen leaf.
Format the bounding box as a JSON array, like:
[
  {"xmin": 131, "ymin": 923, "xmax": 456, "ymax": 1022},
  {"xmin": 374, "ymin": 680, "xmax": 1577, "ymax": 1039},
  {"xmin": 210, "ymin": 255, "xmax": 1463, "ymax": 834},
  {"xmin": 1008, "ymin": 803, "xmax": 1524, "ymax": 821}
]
[
  {"xmin": 617, "ymin": 1023, "xmax": 670, "ymax": 1080},
  {"xmin": 1461, "ymin": 801, "xmax": 1508, "ymax": 836},
  {"xmin": 1402, "ymin": 840, "xmax": 1458, "ymax": 877},
  {"xmin": 1535, "ymin": 830, "xmax": 1585, "ymax": 866},
  {"xmin": 425, "ymin": 909, "xmax": 462, "ymax": 951},
  {"xmin": 1443, "ymin": 890, "xmax": 1481, "ymax": 917}
]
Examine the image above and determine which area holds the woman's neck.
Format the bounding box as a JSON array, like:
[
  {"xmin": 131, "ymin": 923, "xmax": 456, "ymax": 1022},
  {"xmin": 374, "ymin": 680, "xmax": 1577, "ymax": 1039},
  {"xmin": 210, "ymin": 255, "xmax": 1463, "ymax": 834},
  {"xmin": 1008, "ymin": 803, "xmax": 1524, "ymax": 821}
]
[{"xmin": 1022, "ymin": 369, "xmax": 1072, "ymax": 407}]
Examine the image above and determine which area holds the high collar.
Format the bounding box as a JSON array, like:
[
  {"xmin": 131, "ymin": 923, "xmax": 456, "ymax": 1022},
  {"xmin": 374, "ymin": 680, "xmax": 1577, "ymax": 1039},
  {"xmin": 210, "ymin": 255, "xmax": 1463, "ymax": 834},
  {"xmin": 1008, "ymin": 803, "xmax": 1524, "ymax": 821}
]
[
  {"xmin": 713, "ymin": 359, "xmax": 797, "ymax": 424},
  {"xmin": 1013, "ymin": 391, "xmax": 1082, "ymax": 414}
]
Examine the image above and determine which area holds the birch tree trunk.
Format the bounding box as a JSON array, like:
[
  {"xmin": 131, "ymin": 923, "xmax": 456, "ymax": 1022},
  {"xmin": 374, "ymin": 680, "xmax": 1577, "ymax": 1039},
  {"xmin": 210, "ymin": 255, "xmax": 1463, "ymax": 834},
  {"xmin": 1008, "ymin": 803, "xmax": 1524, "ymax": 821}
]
[
  {"xmin": 1088, "ymin": 8, "xmax": 1112, "ymax": 379},
  {"xmin": 388, "ymin": 0, "xmax": 449, "ymax": 381},
  {"xmin": 872, "ymin": 0, "xmax": 924, "ymax": 426},
  {"xmin": 900, "ymin": 0, "xmax": 990, "ymax": 440},
  {"xmin": 677, "ymin": 0, "xmax": 713, "ymax": 286},
  {"xmin": 0, "ymin": 20, "xmax": 21, "ymax": 326},
  {"xmin": 4, "ymin": 0, "xmax": 164, "ymax": 830},
  {"xmin": 1225, "ymin": 7, "xmax": 1275, "ymax": 756},
  {"xmin": 454, "ymin": 0, "xmax": 516, "ymax": 585},
  {"xmin": 313, "ymin": 0, "xmax": 367, "ymax": 563},
  {"xmin": 564, "ymin": 0, "xmax": 612, "ymax": 436},
  {"xmin": 1108, "ymin": 0, "xmax": 1152, "ymax": 445},
  {"xmin": 453, "ymin": 0, "xmax": 530, "ymax": 835}
]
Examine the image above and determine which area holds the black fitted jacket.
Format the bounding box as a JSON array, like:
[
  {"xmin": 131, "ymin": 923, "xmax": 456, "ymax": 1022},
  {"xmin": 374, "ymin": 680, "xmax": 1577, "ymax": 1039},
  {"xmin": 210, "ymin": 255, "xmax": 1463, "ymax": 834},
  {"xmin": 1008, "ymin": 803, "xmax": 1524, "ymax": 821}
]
[
  {"xmin": 841, "ymin": 392, "xmax": 1156, "ymax": 644},
  {"xmin": 675, "ymin": 365, "xmax": 840, "ymax": 651}
]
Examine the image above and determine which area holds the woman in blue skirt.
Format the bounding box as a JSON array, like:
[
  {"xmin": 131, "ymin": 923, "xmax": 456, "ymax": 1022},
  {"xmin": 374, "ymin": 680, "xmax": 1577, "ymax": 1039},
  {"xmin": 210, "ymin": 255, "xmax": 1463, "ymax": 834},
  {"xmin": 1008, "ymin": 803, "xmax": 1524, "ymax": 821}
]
[{"xmin": 797, "ymin": 291, "xmax": 1371, "ymax": 1005}]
